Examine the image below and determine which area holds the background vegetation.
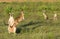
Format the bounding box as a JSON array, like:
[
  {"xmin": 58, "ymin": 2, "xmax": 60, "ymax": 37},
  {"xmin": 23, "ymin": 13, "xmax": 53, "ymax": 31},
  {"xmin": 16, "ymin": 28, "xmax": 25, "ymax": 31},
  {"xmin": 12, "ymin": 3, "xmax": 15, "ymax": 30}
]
[{"xmin": 0, "ymin": 2, "xmax": 60, "ymax": 39}]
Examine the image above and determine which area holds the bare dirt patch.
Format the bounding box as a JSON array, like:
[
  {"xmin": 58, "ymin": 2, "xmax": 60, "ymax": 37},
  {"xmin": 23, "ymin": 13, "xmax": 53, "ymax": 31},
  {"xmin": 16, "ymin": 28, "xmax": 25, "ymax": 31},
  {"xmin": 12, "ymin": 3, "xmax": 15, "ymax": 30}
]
[{"xmin": 0, "ymin": 0, "xmax": 59, "ymax": 2}]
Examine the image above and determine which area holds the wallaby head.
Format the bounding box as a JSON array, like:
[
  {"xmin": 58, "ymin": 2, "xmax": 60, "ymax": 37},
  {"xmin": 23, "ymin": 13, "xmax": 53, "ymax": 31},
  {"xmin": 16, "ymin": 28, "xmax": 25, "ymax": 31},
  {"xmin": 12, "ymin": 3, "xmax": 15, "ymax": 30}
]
[
  {"xmin": 17, "ymin": 9, "xmax": 24, "ymax": 20},
  {"xmin": 9, "ymin": 13, "xmax": 14, "ymax": 17},
  {"xmin": 54, "ymin": 11, "xmax": 57, "ymax": 16},
  {"xmin": 42, "ymin": 10, "xmax": 46, "ymax": 13},
  {"xmin": 21, "ymin": 10, "xmax": 24, "ymax": 20},
  {"xmin": 54, "ymin": 11, "xmax": 56, "ymax": 13},
  {"xmin": 42, "ymin": 10, "xmax": 48, "ymax": 20}
]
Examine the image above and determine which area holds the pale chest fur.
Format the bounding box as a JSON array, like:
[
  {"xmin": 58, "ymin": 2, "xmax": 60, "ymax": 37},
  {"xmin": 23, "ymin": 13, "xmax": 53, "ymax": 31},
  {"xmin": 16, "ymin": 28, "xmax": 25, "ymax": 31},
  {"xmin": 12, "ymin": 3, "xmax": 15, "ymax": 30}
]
[{"xmin": 8, "ymin": 16, "xmax": 14, "ymax": 26}]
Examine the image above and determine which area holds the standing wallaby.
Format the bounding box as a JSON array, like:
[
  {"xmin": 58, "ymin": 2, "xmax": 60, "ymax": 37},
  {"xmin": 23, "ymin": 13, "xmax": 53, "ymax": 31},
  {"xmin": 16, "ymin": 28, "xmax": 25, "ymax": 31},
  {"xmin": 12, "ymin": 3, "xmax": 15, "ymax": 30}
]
[
  {"xmin": 53, "ymin": 11, "xmax": 57, "ymax": 21},
  {"xmin": 14, "ymin": 10, "xmax": 24, "ymax": 27},
  {"xmin": 8, "ymin": 13, "xmax": 16, "ymax": 34},
  {"xmin": 8, "ymin": 10, "xmax": 24, "ymax": 34},
  {"xmin": 8, "ymin": 13, "xmax": 14, "ymax": 27},
  {"xmin": 42, "ymin": 10, "xmax": 48, "ymax": 20}
]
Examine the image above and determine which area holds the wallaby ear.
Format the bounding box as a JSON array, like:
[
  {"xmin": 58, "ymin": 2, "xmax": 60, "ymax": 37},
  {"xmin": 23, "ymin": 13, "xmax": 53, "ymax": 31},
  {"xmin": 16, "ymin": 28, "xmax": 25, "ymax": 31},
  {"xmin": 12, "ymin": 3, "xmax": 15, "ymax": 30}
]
[
  {"xmin": 54, "ymin": 11, "xmax": 57, "ymax": 13},
  {"xmin": 9, "ymin": 13, "xmax": 14, "ymax": 15},
  {"xmin": 8, "ymin": 13, "xmax": 14, "ymax": 16},
  {"xmin": 43, "ymin": 10, "xmax": 46, "ymax": 12},
  {"xmin": 8, "ymin": 13, "xmax": 11, "ymax": 15},
  {"xmin": 21, "ymin": 9, "xmax": 23, "ymax": 11},
  {"xmin": 21, "ymin": 9, "xmax": 24, "ymax": 12},
  {"xmin": 11, "ymin": 13, "xmax": 14, "ymax": 15}
]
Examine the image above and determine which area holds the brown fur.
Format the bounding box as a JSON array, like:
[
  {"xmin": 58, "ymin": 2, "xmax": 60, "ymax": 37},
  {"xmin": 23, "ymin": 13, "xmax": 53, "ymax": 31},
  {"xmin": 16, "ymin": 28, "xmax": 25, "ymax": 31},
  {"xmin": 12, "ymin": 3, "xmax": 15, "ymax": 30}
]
[
  {"xmin": 8, "ymin": 11, "xmax": 24, "ymax": 34},
  {"xmin": 8, "ymin": 26, "xmax": 16, "ymax": 33},
  {"xmin": 10, "ymin": 26, "xmax": 13, "ymax": 28},
  {"xmin": 14, "ymin": 11, "xmax": 24, "ymax": 27}
]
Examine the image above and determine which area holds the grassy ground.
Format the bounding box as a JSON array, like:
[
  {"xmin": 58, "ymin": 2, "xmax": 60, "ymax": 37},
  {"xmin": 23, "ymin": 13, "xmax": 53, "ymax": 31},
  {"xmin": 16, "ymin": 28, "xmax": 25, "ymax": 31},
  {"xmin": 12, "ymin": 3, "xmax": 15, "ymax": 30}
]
[{"xmin": 0, "ymin": 2, "xmax": 60, "ymax": 39}]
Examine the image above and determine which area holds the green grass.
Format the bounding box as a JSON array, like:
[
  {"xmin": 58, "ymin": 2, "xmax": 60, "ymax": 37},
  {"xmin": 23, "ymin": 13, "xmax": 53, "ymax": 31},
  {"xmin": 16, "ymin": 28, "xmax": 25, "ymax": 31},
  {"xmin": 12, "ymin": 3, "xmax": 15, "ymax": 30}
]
[{"xmin": 0, "ymin": 2, "xmax": 60, "ymax": 39}]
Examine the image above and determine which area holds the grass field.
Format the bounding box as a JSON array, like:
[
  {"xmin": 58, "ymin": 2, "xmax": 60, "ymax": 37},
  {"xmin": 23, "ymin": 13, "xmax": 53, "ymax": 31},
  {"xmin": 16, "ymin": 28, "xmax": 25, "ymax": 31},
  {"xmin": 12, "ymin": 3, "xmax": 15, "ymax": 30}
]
[{"xmin": 0, "ymin": 2, "xmax": 60, "ymax": 39}]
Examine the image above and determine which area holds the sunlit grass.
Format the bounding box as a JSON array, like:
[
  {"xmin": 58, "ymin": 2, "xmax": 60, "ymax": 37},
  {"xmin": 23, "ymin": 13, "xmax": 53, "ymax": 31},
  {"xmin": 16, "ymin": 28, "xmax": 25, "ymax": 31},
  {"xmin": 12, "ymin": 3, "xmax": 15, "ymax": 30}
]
[{"xmin": 0, "ymin": 2, "xmax": 60, "ymax": 39}]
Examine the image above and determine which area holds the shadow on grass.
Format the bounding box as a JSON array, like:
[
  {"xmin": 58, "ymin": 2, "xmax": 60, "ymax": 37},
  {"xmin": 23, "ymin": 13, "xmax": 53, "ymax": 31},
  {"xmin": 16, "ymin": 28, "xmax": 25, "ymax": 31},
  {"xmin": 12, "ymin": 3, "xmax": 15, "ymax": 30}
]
[
  {"xmin": 16, "ymin": 20, "xmax": 58, "ymax": 33},
  {"xmin": 21, "ymin": 21, "xmax": 42, "ymax": 27},
  {"xmin": 16, "ymin": 27, "xmax": 22, "ymax": 34},
  {"xmin": 16, "ymin": 21, "xmax": 42, "ymax": 34}
]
